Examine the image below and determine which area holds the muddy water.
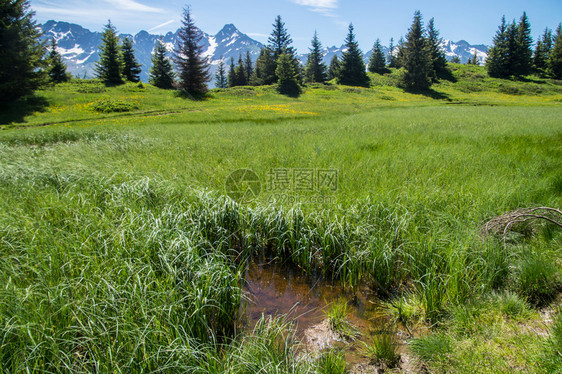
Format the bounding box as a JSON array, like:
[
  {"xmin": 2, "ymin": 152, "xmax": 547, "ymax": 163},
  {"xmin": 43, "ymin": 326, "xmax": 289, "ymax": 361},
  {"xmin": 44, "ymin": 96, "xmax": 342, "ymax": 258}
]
[{"xmin": 240, "ymin": 258, "xmax": 382, "ymax": 335}]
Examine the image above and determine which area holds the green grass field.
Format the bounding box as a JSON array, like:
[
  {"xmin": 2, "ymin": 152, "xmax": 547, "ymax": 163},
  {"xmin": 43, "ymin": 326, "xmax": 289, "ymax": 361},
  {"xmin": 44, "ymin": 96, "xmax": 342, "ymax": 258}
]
[{"xmin": 1, "ymin": 65, "xmax": 561, "ymax": 372}]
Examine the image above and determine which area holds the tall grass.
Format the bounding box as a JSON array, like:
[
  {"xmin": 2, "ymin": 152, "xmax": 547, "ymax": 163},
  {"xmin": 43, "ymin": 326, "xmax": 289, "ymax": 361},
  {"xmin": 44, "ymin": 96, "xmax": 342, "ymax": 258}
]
[{"xmin": 0, "ymin": 75, "xmax": 560, "ymax": 370}]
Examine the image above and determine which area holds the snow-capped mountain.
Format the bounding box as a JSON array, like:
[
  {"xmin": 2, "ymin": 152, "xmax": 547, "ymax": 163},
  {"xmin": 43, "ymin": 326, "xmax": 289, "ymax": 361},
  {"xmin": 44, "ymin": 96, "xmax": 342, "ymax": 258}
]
[
  {"xmin": 41, "ymin": 20, "xmax": 489, "ymax": 84},
  {"xmin": 41, "ymin": 21, "xmax": 263, "ymax": 82},
  {"xmin": 440, "ymin": 40, "xmax": 488, "ymax": 64}
]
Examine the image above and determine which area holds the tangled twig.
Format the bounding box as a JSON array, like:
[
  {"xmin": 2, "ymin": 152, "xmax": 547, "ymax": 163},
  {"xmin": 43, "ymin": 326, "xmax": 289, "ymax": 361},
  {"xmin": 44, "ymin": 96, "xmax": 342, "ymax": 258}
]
[{"xmin": 482, "ymin": 207, "xmax": 562, "ymax": 244}]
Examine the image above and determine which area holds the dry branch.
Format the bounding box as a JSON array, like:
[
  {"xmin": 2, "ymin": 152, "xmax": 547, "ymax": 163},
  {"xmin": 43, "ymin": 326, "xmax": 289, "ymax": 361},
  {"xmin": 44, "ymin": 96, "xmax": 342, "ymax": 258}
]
[{"xmin": 482, "ymin": 207, "xmax": 562, "ymax": 243}]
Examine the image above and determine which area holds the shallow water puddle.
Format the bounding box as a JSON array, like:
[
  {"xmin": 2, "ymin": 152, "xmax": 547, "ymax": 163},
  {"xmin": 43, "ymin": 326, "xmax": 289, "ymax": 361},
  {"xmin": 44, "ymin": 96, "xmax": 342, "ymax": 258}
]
[{"xmin": 240, "ymin": 258, "xmax": 382, "ymax": 335}]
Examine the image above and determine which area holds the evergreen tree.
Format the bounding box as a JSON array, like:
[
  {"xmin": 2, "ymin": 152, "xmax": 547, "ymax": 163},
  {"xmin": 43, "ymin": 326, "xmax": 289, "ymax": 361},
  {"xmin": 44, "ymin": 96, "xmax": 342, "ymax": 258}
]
[
  {"xmin": 244, "ymin": 51, "xmax": 253, "ymax": 83},
  {"xmin": 387, "ymin": 37, "xmax": 397, "ymax": 67},
  {"xmin": 95, "ymin": 20, "xmax": 123, "ymax": 85},
  {"xmin": 513, "ymin": 12, "xmax": 533, "ymax": 76},
  {"xmin": 337, "ymin": 24, "xmax": 369, "ymax": 87},
  {"xmin": 276, "ymin": 53, "xmax": 300, "ymax": 96},
  {"xmin": 122, "ymin": 37, "xmax": 141, "ymax": 82},
  {"xmin": 47, "ymin": 38, "xmax": 68, "ymax": 83},
  {"xmin": 534, "ymin": 27, "xmax": 552, "ymax": 74},
  {"xmin": 486, "ymin": 16, "xmax": 510, "ymax": 78},
  {"xmin": 267, "ymin": 15, "xmax": 301, "ymax": 82},
  {"xmin": 149, "ymin": 39, "xmax": 175, "ymax": 89},
  {"xmin": 505, "ymin": 21, "xmax": 519, "ymax": 74},
  {"xmin": 327, "ymin": 55, "xmax": 340, "ymax": 80},
  {"xmin": 368, "ymin": 39, "xmax": 387, "ymax": 74},
  {"xmin": 227, "ymin": 57, "xmax": 236, "ymax": 87},
  {"xmin": 252, "ymin": 47, "xmax": 276, "ymax": 85},
  {"xmin": 401, "ymin": 11, "xmax": 433, "ymax": 90},
  {"xmin": 174, "ymin": 7, "xmax": 210, "ymax": 95},
  {"xmin": 215, "ymin": 57, "xmax": 228, "ymax": 88},
  {"xmin": 450, "ymin": 56, "xmax": 461, "ymax": 64},
  {"xmin": 304, "ymin": 31, "xmax": 327, "ymax": 83},
  {"xmin": 268, "ymin": 15, "xmax": 295, "ymax": 59},
  {"xmin": 234, "ymin": 54, "xmax": 247, "ymax": 85},
  {"xmin": 426, "ymin": 18, "xmax": 448, "ymax": 78},
  {"xmin": 395, "ymin": 36, "xmax": 406, "ymax": 68},
  {"xmin": 0, "ymin": 0, "xmax": 46, "ymax": 102},
  {"xmin": 549, "ymin": 24, "xmax": 562, "ymax": 79}
]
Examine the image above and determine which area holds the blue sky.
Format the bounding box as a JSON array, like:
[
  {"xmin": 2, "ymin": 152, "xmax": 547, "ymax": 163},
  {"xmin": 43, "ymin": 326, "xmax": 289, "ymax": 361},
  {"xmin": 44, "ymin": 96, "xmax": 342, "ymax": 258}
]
[{"xmin": 30, "ymin": 0, "xmax": 562, "ymax": 52}]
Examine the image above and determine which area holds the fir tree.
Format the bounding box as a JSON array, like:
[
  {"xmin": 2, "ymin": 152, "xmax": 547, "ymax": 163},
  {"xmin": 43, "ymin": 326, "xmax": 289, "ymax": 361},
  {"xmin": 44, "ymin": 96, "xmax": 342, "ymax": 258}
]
[
  {"xmin": 227, "ymin": 57, "xmax": 236, "ymax": 87},
  {"xmin": 267, "ymin": 15, "xmax": 301, "ymax": 82},
  {"xmin": 387, "ymin": 37, "xmax": 397, "ymax": 67},
  {"xmin": 122, "ymin": 37, "xmax": 141, "ymax": 82},
  {"xmin": 252, "ymin": 47, "xmax": 276, "ymax": 85},
  {"xmin": 234, "ymin": 54, "xmax": 247, "ymax": 85},
  {"xmin": 368, "ymin": 39, "xmax": 387, "ymax": 74},
  {"xmin": 0, "ymin": 0, "xmax": 46, "ymax": 102},
  {"xmin": 215, "ymin": 57, "xmax": 228, "ymax": 88},
  {"xmin": 327, "ymin": 55, "xmax": 340, "ymax": 80},
  {"xmin": 174, "ymin": 7, "xmax": 210, "ymax": 95},
  {"xmin": 534, "ymin": 28, "xmax": 552, "ymax": 74},
  {"xmin": 304, "ymin": 31, "xmax": 327, "ymax": 83},
  {"xmin": 401, "ymin": 11, "xmax": 433, "ymax": 90},
  {"xmin": 268, "ymin": 15, "xmax": 295, "ymax": 59},
  {"xmin": 149, "ymin": 39, "xmax": 175, "ymax": 89},
  {"xmin": 337, "ymin": 24, "xmax": 369, "ymax": 87},
  {"xmin": 549, "ymin": 23, "xmax": 562, "ymax": 79},
  {"xmin": 426, "ymin": 18, "xmax": 448, "ymax": 78},
  {"xmin": 486, "ymin": 16, "xmax": 510, "ymax": 78},
  {"xmin": 395, "ymin": 37, "xmax": 406, "ymax": 68},
  {"xmin": 276, "ymin": 53, "xmax": 300, "ymax": 96},
  {"xmin": 450, "ymin": 56, "xmax": 461, "ymax": 64},
  {"xmin": 513, "ymin": 12, "xmax": 533, "ymax": 76},
  {"xmin": 505, "ymin": 21, "xmax": 519, "ymax": 74},
  {"xmin": 95, "ymin": 20, "xmax": 123, "ymax": 85},
  {"xmin": 244, "ymin": 51, "xmax": 253, "ymax": 84},
  {"xmin": 47, "ymin": 38, "xmax": 68, "ymax": 83}
]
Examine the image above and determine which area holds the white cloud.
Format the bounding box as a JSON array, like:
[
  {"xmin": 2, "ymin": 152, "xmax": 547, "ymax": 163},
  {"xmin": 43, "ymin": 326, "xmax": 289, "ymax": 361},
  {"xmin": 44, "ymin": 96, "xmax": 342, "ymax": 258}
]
[
  {"xmin": 105, "ymin": 0, "xmax": 164, "ymax": 13},
  {"xmin": 290, "ymin": 0, "xmax": 339, "ymax": 18},
  {"xmin": 291, "ymin": 0, "xmax": 338, "ymax": 8},
  {"xmin": 148, "ymin": 19, "xmax": 176, "ymax": 32}
]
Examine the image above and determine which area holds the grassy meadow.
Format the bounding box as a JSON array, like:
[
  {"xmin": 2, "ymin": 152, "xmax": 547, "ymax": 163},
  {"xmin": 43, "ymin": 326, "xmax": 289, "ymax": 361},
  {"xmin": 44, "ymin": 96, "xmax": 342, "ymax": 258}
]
[{"xmin": 0, "ymin": 64, "xmax": 561, "ymax": 372}]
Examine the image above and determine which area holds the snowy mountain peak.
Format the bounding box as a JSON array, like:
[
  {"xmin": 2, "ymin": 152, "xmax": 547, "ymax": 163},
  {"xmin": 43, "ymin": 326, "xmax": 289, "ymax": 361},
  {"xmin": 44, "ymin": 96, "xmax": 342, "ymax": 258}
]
[{"xmin": 40, "ymin": 20, "xmax": 489, "ymax": 82}]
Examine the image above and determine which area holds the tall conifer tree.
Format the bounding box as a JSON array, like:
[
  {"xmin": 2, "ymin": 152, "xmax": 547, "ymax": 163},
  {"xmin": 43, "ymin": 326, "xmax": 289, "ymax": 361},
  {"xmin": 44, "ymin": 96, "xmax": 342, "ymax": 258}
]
[
  {"xmin": 426, "ymin": 18, "xmax": 448, "ymax": 79},
  {"xmin": 513, "ymin": 12, "xmax": 533, "ymax": 76},
  {"xmin": 401, "ymin": 11, "xmax": 433, "ymax": 90},
  {"xmin": 95, "ymin": 20, "xmax": 123, "ymax": 85},
  {"xmin": 486, "ymin": 16, "xmax": 510, "ymax": 78},
  {"xmin": 368, "ymin": 39, "xmax": 387, "ymax": 74},
  {"xmin": 0, "ymin": 0, "xmax": 46, "ymax": 102},
  {"xmin": 174, "ymin": 7, "xmax": 210, "ymax": 95},
  {"xmin": 305, "ymin": 31, "xmax": 327, "ymax": 83},
  {"xmin": 48, "ymin": 38, "xmax": 68, "ymax": 83},
  {"xmin": 244, "ymin": 51, "xmax": 253, "ymax": 84},
  {"xmin": 215, "ymin": 58, "xmax": 228, "ymax": 88},
  {"xmin": 387, "ymin": 37, "xmax": 397, "ymax": 67},
  {"xmin": 252, "ymin": 47, "xmax": 276, "ymax": 85},
  {"xmin": 149, "ymin": 39, "xmax": 175, "ymax": 89},
  {"xmin": 268, "ymin": 16, "xmax": 301, "ymax": 82},
  {"xmin": 534, "ymin": 28, "xmax": 553, "ymax": 74},
  {"xmin": 549, "ymin": 24, "xmax": 562, "ymax": 79},
  {"xmin": 122, "ymin": 37, "xmax": 141, "ymax": 82},
  {"xmin": 327, "ymin": 55, "xmax": 340, "ymax": 80},
  {"xmin": 337, "ymin": 24, "xmax": 369, "ymax": 87}
]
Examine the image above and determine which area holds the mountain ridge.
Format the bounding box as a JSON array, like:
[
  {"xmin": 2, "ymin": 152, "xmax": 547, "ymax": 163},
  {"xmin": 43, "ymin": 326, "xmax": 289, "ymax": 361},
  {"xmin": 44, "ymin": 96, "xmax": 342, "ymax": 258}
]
[{"xmin": 40, "ymin": 20, "xmax": 489, "ymax": 84}]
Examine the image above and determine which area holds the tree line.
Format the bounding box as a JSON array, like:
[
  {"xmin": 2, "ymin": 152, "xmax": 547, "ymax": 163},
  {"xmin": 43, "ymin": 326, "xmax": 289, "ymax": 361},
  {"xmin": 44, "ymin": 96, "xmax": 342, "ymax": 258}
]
[
  {"xmin": 486, "ymin": 12, "xmax": 562, "ymax": 79},
  {"xmin": 2, "ymin": 0, "xmax": 562, "ymax": 103}
]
